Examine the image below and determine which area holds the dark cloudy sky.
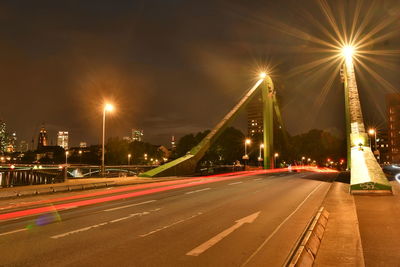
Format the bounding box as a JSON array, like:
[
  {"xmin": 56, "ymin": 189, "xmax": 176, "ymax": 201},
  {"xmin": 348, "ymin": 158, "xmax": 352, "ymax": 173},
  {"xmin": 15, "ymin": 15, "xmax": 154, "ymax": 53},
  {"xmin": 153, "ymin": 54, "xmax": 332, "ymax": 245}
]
[{"xmin": 0, "ymin": 0, "xmax": 399, "ymax": 147}]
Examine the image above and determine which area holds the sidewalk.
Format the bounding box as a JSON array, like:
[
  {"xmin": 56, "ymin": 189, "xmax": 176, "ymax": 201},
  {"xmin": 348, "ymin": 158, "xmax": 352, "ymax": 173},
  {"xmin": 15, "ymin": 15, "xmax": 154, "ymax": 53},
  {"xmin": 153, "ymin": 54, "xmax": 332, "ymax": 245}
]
[
  {"xmin": 314, "ymin": 182, "xmax": 365, "ymax": 266},
  {"xmin": 0, "ymin": 176, "xmax": 178, "ymax": 199},
  {"xmin": 353, "ymin": 181, "xmax": 400, "ymax": 266}
]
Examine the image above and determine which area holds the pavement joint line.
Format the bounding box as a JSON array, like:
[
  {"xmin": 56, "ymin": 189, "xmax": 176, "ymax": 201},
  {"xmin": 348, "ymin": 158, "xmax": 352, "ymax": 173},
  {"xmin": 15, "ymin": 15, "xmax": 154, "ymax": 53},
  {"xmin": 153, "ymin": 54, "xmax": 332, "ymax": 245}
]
[
  {"xmin": 50, "ymin": 208, "xmax": 161, "ymax": 239},
  {"xmin": 0, "ymin": 228, "xmax": 27, "ymax": 236},
  {"xmin": 103, "ymin": 200, "xmax": 157, "ymax": 212},
  {"xmin": 240, "ymin": 182, "xmax": 325, "ymax": 267},
  {"xmin": 139, "ymin": 212, "xmax": 203, "ymax": 237},
  {"xmin": 229, "ymin": 182, "xmax": 243, "ymax": 185},
  {"xmin": 185, "ymin": 188, "xmax": 211, "ymax": 195}
]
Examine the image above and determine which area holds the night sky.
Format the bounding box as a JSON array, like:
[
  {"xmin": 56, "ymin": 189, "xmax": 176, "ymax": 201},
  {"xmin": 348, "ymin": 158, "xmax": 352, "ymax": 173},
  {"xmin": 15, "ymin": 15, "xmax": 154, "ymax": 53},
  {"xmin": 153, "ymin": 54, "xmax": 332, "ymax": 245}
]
[{"xmin": 1, "ymin": 0, "xmax": 399, "ymax": 147}]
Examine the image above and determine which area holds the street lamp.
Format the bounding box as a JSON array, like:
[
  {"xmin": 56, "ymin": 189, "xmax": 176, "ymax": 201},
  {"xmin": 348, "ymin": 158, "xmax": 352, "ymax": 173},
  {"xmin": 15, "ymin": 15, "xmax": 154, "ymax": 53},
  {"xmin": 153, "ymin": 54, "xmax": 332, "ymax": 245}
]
[
  {"xmin": 244, "ymin": 138, "xmax": 251, "ymax": 157},
  {"xmin": 79, "ymin": 150, "xmax": 82, "ymax": 164},
  {"xmin": 101, "ymin": 103, "xmax": 114, "ymax": 176},
  {"xmin": 274, "ymin": 153, "xmax": 279, "ymax": 168},
  {"xmin": 65, "ymin": 151, "xmax": 69, "ymax": 165},
  {"xmin": 242, "ymin": 138, "xmax": 251, "ymax": 169},
  {"xmin": 301, "ymin": 156, "xmax": 305, "ymax": 165},
  {"xmin": 258, "ymin": 143, "xmax": 264, "ymax": 163},
  {"xmin": 128, "ymin": 154, "xmax": 132, "ymax": 165},
  {"xmin": 259, "ymin": 72, "xmax": 267, "ymax": 79},
  {"xmin": 368, "ymin": 128, "xmax": 377, "ymax": 151}
]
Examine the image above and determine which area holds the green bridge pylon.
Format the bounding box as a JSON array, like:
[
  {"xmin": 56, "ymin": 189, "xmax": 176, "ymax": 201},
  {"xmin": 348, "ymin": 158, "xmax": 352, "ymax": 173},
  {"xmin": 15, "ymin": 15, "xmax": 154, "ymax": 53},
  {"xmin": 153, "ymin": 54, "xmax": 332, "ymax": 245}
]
[
  {"xmin": 139, "ymin": 75, "xmax": 278, "ymax": 178},
  {"xmin": 341, "ymin": 54, "xmax": 391, "ymax": 194}
]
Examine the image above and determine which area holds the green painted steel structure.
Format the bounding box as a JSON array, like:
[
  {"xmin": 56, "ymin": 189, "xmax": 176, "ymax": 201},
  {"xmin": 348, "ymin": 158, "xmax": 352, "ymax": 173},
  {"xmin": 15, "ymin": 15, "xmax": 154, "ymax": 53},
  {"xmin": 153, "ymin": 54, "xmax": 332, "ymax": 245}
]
[{"xmin": 139, "ymin": 76, "xmax": 278, "ymax": 178}]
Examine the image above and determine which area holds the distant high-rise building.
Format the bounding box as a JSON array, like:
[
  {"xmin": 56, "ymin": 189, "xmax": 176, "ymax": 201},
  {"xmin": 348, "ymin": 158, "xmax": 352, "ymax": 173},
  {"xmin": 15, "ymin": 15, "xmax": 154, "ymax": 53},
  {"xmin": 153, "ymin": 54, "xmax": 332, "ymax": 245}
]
[
  {"xmin": 171, "ymin": 136, "xmax": 176, "ymax": 149},
  {"xmin": 38, "ymin": 126, "xmax": 48, "ymax": 150},
  {"xmin": 387, "ymin": 94, "xmax": 400, "ymax": 163},
  {"xmin": 6, "ymin": 132, "xmax": 17, "ymax": 152},
  {"xmin": 57, "ymin": 131, "xmax": 69, "ymax": 150},
  {"xmin": 0, "ymin": 121, "xmax": 8, "ymax": 153},
  {"xmin": 19, "ymin": 140, "xmax": 29, "ymax": 152},
  {"xmin": 376, "ymin": 131, "xmax": 390, "ymax": 165},
  {"xmin": 132, "ymin": 129, "xmax": 144, "ymax": 142},
  {"xmin": 247, "ymin": 92, "xmax": 263, "ymax": 137},
  {"xmin": 79, "ymin": 142, "xmax": 87, "ymax": 148}
]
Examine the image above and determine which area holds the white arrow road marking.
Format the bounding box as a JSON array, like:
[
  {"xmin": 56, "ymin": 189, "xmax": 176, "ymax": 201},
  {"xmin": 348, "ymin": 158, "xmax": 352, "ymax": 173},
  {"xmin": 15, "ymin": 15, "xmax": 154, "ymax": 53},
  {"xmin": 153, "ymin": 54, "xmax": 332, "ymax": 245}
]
[
  {"xmin": 140, "ymin": 212, "xmax": 202, "ymax": 237},
  {"xmin": 103, "ymin": 200, "xmax": 156, "ymax": 212},
  {"xmin": 185, "ymin": 188, "xmax": 211, "ymax": 195},
  {"xmin": 186, "ymin": 211, "xmax": 260, "ymax": 256},
  {"xmin": 50, "ymin": 208, "xmax": 161, "ymax": 239}
]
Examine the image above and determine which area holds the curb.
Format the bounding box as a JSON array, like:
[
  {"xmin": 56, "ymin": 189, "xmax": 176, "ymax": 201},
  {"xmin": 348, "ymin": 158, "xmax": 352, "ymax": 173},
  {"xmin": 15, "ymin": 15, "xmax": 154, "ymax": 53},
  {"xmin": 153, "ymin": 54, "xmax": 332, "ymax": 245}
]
[
  {"xmin": 4, "ymin": 181, "xmax": 117, "ymax": 199},
  {"xmin": 285, "ymin": 207, "xmax": 329, "ymax": 267}
]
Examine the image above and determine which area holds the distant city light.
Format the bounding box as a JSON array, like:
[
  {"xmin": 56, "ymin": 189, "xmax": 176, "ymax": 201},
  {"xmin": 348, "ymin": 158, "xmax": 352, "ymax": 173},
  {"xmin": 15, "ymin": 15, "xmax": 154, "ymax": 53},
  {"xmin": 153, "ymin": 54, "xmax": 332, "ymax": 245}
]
[
  {"xmin": 368, "ymin": 129, "xmax": 376, "ymax": 135},
  {"xmin": 245, "ymin": 139, "xmax": 251, "ymax": 145}
]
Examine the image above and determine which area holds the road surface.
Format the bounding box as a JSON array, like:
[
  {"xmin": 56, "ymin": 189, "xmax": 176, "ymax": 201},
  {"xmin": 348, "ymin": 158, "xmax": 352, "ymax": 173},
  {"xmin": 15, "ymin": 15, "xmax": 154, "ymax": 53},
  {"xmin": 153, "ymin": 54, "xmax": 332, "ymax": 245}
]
[{"xmin": 0, "ymin": 171, "xmax": 336, "ymax": 266}]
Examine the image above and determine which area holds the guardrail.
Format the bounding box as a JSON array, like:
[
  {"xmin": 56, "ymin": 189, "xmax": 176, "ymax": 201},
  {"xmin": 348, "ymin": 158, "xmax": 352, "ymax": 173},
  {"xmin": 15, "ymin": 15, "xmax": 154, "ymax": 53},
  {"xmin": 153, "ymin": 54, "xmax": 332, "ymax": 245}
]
[{"xmin": 0, "ymin": 168, "xmax": 66, "ymax": 187}]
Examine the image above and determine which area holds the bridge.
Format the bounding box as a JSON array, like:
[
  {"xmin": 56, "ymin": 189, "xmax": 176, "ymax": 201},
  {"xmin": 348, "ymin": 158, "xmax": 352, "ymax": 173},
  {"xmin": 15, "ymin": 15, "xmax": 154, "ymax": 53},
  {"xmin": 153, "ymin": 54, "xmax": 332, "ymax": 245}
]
[{"xmin": 140, "ymin": 47, "xmax": 391, "ymax": 195}]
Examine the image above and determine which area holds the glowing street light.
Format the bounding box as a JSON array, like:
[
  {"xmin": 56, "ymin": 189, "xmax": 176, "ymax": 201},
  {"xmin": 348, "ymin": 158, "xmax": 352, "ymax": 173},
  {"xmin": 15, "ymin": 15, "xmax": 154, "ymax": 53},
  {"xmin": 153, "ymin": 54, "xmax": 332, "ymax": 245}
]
[
  {"xmin": 101, "ymin": 103, "xmax": 114, "ymax": 176},
  {"xmin": 128, "ymin": 154, "xmax": 132, "ymax": 165},
  {"xmin": 368, "ymin": 128, "xmax": 377, "ymax": 152},
  {"xmin": 65, "ymin": 151, "xmax": 69, "ymax": 165},
  {"xmin": 259, "ymin": 72, "xmax": 267, "ymax": 79},
  {"xmin": 242, "ymin": 138, "xmax": 251, "ymax": 167},
  {"xmin": 342, "ymin": 45, "xmax": 355, "ymax": 62},
  {"xmin": 258, "ymin": 143, "xmax": 264, "ymax": 162},
  {"xmin": 274, "ymin": 153, "xmax": 279, "ymax": 168}
]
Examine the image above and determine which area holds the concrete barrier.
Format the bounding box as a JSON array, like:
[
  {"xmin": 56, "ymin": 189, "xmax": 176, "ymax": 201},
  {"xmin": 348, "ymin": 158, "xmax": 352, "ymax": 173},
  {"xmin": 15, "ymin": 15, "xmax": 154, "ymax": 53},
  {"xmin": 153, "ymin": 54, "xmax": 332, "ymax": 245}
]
[{"xmin": 286, "ymin": 207, "xmax": 329, "ymax": 267}]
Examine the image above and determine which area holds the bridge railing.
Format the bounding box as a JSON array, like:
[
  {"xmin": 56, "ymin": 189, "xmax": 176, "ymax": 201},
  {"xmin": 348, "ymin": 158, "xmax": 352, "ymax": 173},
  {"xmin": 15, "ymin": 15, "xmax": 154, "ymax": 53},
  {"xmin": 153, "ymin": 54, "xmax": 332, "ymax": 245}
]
[{"xmin": 0, "ymin": 168, "xmax": 66, "ymax": 188}]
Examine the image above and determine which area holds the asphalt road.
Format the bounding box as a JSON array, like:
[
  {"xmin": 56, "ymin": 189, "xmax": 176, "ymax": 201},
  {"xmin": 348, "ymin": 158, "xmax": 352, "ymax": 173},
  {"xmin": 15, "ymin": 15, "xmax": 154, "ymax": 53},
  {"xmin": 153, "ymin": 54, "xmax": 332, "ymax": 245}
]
[{"xmin": 0, "ymin": 171, "xmax": 336, "ymax": 267}]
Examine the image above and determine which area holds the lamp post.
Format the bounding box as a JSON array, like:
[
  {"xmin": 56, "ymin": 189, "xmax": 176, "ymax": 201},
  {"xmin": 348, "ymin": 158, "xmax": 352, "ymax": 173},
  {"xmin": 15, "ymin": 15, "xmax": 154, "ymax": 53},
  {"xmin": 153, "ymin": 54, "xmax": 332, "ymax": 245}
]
[
  {"xmin": 274, "ymin": 153, "xmax": 279, "ymax": 168},
  {"xmin": 258, "ymin": 144, "xmax": 264, "ymax": 165},
  {"xmin": 368, "ymin": 128, "xmax": 377, "ymax": 151},
  {"xmin": 65, "ymin": 151, "xmax": 69, "ymax": 165},
  {"xmin": 79, "ymin": 150, "xmax": 82, "ymax": 164},
  {"xmin": 102, "ymin": 103, "xmax": 114, "ymax": 177},
  {"xmin": 128, "ymin": 154, "xmax": 131, "ymax": 165},
  {"xmin": 301, "ymin": 156, "xmax": 305, "ymax": 165},
  {"xmin": 242, "ymin": 138, "xmax": 251, "ymax": 170}
]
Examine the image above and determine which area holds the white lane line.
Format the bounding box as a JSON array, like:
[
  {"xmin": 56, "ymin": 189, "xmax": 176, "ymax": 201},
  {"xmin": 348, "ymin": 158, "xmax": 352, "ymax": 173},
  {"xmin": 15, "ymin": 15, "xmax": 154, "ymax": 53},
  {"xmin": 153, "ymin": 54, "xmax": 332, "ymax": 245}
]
[
  {"xmin": 185, "ymin": 188, "xmax": 211, "ymax": 195},
  {"xmin": 253, "ymin": 178, "xmax": 262, "ymax": 181},
  {"xmin": 103, "ymin": 200, "xmax": 156, "ymax": 212},
  {"xmin": 241, "ymin": 182, "xmax": 324, "ymax": 266},
  {"xmin": 51, "ymin": 208, "xmax": 161, "ymax": 239},
  {"xmin": 229, "ymin": 182, "xmax": 243, "ymax": 185},
  {"xmin": 187, "ymin": 212, "xmax": 260, "ymax": 256},
  {"xmin": 0, "ymin": 228, "xmax": 27, "ymax": 236},
  {"xmin": 139, "ymin": 212, "xmax": 202, "ymax": 237}
]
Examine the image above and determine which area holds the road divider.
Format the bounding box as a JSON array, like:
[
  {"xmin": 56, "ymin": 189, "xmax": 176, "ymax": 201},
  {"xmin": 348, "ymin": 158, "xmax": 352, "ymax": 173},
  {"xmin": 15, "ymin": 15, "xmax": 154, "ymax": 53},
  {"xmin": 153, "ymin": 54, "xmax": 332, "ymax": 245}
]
[
  {"xmin": 185, "ymin": 188, "xmax": 211, "ymax": 195},
  {"xmin": 139, "ymin": 212, "xmax": 202, "ymax": 237},
  {"xmin": 103, "ymin": 200, "xmax": 156, "ymax": 212},
  {"xmin": 285, "ymin": 207, "xmax": 329, "ymax": 267},
  {"xmin": 50, "ymin": 208, "xmax": 161, "ymax": 239}
]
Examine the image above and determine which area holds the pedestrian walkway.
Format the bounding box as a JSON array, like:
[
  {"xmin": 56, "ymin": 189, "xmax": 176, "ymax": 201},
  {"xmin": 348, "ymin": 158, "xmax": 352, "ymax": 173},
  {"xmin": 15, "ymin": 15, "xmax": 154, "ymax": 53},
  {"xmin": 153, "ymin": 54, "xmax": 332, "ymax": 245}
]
[
  {"xmin": 354, "ymin": 181, "xmax": 400, "ymax": 266},
  {"xmin": 314, "ymin": 182, "xmax": 365, "ymax": 266}
]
